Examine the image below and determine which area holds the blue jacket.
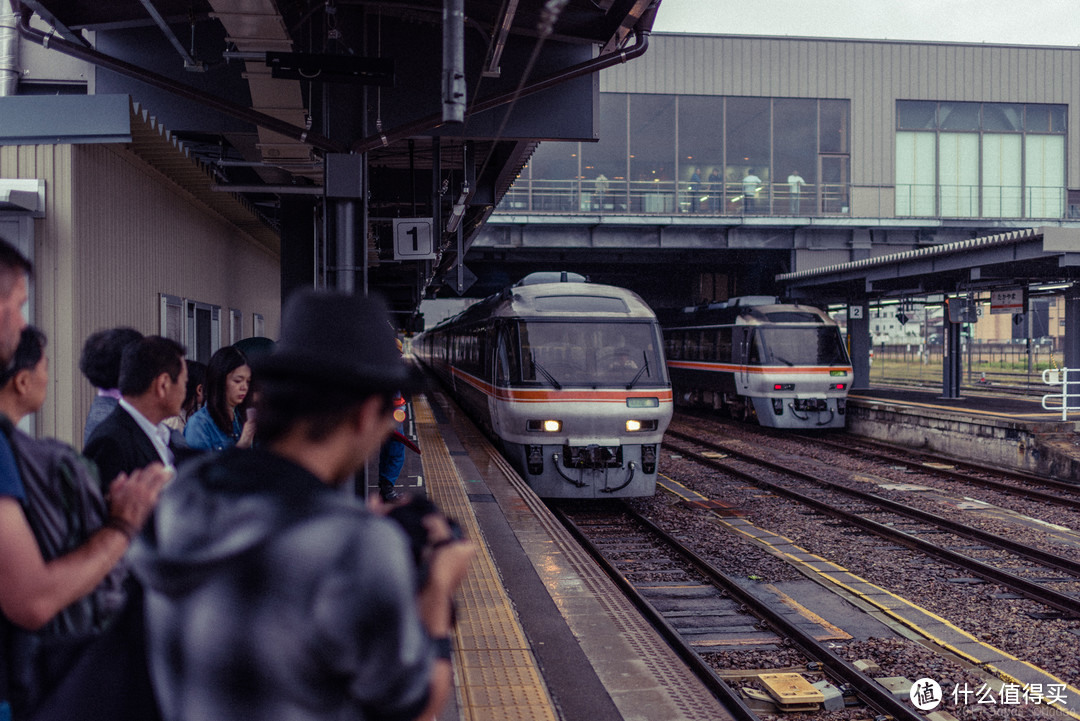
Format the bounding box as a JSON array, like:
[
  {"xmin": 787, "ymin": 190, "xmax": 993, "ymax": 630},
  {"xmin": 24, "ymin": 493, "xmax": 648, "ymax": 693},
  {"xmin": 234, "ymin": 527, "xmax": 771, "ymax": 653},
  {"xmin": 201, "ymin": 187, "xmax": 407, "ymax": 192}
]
[{"xmin": 183, "ymin": 407, "xmax": 241, "ymax": 452}]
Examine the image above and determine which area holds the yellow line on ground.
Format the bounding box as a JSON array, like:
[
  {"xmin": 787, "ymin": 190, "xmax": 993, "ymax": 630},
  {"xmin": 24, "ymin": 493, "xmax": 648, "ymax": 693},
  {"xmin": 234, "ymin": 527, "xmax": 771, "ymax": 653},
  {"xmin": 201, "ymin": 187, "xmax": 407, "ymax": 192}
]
[{"xmin": 657, "ymin": 474, "xmax": 1080, "ymax": 719}]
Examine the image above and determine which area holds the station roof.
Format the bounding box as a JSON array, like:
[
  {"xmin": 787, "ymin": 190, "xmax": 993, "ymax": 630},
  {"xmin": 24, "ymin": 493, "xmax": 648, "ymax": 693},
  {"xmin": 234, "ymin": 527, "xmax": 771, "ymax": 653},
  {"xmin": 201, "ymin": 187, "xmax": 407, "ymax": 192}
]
[
  {"xmin": 18, "ymin": 0, "xmax": 657, "ymax": 317},
  {"xmin": 776, "ymin": 227, "xmax": 1080, "ymax": 302}
]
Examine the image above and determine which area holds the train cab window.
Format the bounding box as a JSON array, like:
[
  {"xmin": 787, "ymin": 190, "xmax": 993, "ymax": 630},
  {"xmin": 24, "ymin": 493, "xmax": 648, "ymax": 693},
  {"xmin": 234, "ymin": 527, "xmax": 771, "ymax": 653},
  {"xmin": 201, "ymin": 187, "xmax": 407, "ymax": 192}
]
[
  {"xmin": 519, "ymin": 320, "xmax": 667, "ymax": 386},
  {"xmin": 756, "ymin": 326, "xmax": 850, "ymax": 365}
]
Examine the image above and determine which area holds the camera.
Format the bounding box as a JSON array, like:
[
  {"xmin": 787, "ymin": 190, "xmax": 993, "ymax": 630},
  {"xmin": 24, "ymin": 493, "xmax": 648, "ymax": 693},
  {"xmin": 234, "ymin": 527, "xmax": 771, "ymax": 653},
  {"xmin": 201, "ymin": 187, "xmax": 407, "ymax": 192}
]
[{"xmin": 386, "ymin": 495, "xmax": 464, "ymax": 584}]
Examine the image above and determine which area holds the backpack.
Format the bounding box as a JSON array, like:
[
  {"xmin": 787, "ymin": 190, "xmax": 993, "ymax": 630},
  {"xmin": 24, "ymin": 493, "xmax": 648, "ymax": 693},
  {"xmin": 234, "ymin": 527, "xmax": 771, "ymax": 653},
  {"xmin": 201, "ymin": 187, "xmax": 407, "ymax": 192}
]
[{"xmin": 0, "ymin": 420, "xmax": 157, "ymax": 720}]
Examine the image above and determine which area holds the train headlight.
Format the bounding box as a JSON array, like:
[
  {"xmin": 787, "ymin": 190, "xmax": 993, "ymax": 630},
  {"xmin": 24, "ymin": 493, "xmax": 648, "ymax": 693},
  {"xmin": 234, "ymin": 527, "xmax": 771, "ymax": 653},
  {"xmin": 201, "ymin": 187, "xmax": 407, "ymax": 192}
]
[
  {"xmin": 773, "ymin": 383, "xmax": 794, "ymax": 391},
  {"xmin": 527, "ymin": 420, "xmax": 562, "ymax": 432},
  {"xmin": 625, "ymin": 419, "xmax": 658, "ymax": 432},
  {"xmin": 830, "ymin": 383, "xmax": 846, "ymax": 390}
]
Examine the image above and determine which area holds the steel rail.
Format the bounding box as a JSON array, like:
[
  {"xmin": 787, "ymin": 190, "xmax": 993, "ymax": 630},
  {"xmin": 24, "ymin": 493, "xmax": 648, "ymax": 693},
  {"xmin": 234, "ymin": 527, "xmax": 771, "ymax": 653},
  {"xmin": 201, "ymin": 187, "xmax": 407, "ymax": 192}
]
[
  {"xmin": 556, "ymin": 503, "xmax": 926, "ymax": 721},
  {"xmin": 665, "ymin": 430, "xmax": 1080, "ymax": 617},
  {"xmin": 798, "ymin": 431, "xmax": 1080, "ymax": 503},
  {"xmin": 551, "ymin": 504, "xmax": 760, "ymax": 721}
]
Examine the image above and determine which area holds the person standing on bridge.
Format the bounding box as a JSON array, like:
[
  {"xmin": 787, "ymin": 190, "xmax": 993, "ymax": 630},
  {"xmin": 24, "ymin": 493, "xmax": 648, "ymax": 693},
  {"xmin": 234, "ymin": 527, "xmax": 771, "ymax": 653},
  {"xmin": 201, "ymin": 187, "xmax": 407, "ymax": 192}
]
[{"xmin": 742, "ymin": 168, "xmax": 762, "ymax": 214}]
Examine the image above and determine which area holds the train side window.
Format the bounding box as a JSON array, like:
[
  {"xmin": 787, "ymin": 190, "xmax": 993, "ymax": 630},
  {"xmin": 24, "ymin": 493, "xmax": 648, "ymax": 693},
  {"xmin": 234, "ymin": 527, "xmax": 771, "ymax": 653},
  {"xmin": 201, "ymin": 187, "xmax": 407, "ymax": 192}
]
[
  {"xmin": 716, "ymin": 328, "xmax": 732, "ymax": 361},
  {"xmin": 699, "ymin": 330, "xmax": 716, "ymax": 359},
  {"xmin": 666, "ymin": 331, "xmax": 681, "ymax": 360}
]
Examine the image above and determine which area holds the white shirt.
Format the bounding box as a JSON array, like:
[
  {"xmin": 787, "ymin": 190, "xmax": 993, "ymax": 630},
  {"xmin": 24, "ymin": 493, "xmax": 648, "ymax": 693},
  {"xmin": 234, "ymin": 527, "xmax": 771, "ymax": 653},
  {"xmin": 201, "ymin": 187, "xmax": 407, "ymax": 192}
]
[{"xmin": 119, "ymin": 397, "xmax": 175, "ymax": 468}]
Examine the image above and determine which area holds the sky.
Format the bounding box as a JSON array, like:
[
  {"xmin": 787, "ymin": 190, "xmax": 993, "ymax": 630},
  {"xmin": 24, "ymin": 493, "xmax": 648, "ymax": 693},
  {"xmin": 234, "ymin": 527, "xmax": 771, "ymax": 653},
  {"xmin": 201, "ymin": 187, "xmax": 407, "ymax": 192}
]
[{"xmin": 650, "ymin": 0, "xmax": 1080, "ymax": 47}]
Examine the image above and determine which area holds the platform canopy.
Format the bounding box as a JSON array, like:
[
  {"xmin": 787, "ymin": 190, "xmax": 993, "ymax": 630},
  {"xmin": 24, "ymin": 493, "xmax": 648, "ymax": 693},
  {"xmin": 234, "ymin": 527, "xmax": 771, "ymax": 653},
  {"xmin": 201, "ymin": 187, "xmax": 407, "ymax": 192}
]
[{"xmin": 777, "ymin": 227, "xmax": 1080, "ymax": 303}]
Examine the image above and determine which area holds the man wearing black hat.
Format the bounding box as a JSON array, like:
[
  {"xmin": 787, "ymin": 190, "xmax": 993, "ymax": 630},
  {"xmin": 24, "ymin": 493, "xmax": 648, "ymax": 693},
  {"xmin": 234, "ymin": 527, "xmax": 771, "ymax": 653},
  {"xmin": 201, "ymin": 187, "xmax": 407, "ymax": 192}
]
[{"xmin": 130, "ymin": 290, "xmax": 474, "ymax": 721}]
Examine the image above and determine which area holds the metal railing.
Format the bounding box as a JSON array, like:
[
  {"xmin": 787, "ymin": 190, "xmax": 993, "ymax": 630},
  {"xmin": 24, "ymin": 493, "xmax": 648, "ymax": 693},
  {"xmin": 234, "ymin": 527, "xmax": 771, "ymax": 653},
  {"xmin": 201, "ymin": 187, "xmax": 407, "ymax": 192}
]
[
  {"xmin": 1042, "ymin": 368, "xmax": 1080, "ymax": 421},
  {"xmin": 496, "ymin": 179, "xmax": 1072, "ymax": 220},
  {"xmin": 498, "ymin": 179, "xmax": 850, "ymax": 216},
  {"xmin": 894, "ymin": 183, "xmax": 1067, "ymax": 219}
]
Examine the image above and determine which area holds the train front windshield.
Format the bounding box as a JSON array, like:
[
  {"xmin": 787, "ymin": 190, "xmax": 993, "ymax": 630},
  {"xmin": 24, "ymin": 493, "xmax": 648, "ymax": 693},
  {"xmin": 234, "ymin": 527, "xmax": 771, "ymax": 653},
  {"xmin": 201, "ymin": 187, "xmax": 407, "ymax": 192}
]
[
  {"xmin": 754, "ymin": 327, "xmax": 849, "ymax": 366},
  {"xmin": 512, "ymin": 321, "xmax": 668, "ymax": 387}
]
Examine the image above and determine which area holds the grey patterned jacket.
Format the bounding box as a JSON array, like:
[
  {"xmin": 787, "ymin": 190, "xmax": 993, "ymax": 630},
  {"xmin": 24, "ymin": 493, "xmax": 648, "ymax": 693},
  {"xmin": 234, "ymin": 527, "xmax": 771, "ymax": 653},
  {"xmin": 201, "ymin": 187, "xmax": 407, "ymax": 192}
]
[{"xmin": 130, "ymin": 448, "xmax": 434, "ymax": 721}]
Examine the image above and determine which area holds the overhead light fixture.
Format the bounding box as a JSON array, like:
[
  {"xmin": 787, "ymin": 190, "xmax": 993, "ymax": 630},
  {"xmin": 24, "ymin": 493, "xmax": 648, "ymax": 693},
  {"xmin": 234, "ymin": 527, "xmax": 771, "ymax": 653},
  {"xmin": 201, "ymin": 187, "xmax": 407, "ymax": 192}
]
[{"xmin": 445, "ymin": 184, "xmax": 471, "ymax": 233}]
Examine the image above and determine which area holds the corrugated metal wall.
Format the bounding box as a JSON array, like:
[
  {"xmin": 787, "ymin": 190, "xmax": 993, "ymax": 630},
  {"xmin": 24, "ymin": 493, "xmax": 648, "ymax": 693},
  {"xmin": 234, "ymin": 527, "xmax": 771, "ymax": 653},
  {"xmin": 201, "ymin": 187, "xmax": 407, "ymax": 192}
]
[
  {"xmin": 603, "ymin": 33, "xmax": 1080, "ymax": 188},
  {"xmin": 1, "ymin": 142, "xmax": 281, "ymax": 446}
]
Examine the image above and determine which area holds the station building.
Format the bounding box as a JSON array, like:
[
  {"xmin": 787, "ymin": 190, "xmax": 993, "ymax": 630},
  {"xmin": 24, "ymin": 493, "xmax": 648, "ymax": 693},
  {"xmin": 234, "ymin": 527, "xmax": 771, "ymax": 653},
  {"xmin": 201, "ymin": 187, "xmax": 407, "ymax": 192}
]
[{"xmin": 479, "ymin": 32, "xmax": 1080, "ymax": 311}]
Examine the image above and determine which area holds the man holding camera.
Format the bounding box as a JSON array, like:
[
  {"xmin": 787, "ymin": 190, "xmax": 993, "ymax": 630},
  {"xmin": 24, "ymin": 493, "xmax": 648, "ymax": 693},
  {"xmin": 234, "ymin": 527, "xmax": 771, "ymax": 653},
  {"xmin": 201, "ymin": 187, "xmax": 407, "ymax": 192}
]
[{"xmin": 130, "ymin": 290, "xmax": 474, "ymax": 721}]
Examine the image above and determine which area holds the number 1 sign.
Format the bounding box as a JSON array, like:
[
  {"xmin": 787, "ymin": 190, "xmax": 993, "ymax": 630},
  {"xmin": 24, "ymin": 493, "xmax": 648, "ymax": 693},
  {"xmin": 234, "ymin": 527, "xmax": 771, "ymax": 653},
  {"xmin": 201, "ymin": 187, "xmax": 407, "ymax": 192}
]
[{"xmin": 393, "ymin": 218, "xmax": 436, "ymax": 260}]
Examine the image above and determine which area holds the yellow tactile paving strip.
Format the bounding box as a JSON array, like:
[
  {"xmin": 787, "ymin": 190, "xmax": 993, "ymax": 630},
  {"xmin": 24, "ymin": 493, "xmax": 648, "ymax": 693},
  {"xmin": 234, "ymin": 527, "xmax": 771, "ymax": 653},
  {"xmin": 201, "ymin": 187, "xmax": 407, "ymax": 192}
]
[
  {"xmin": 413, "ymin": 398, "xmax": 559, "ymax": 721},
  {"xmin": 658, "ymin": 474, "xmax": 1080, "ymax": 719}
]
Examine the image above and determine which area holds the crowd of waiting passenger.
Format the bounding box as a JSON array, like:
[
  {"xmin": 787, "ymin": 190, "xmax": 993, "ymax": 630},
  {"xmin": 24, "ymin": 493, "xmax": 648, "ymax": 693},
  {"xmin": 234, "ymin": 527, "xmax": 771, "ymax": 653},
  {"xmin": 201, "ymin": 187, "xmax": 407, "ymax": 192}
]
[{"xmin": 0, "ymin": 237, "xmax": 474, "ymax": 721}]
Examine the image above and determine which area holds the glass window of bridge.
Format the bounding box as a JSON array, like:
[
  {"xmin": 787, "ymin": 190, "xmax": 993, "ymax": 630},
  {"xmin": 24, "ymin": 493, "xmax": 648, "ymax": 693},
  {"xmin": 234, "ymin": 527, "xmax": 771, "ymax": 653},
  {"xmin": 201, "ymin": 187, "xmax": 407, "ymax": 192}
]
[
  {"xmin": 818, "ymin": 100, "xmax": 850, "ymax": 154},
  {"xmin": 895, "ymin": 100, "xmax": 1066, "ymax": 219},
  {"xmin": 774, "ymin": 98, "xmax": 819, "ymax": 214},
  {"xmin": 523, "ymin": 142, "xmax": 579, "ymax": 212},
  {"xmin": 629, "ymin": 94, "xmax": 676, "ymax": 213},
  {"xmin": 503, "ymin": 94, "xmax": 850, "ymax": 217},
  {"xmin": 725, "ymin": 97, "xmax": 771, "ymax": 205},
  {"xmin": 582, "ymin": 93, "xmax": 628, "ymax": 211},
  {"xmin": 678, "ymin": 95, "xmax": 724, "ymax": 212}
]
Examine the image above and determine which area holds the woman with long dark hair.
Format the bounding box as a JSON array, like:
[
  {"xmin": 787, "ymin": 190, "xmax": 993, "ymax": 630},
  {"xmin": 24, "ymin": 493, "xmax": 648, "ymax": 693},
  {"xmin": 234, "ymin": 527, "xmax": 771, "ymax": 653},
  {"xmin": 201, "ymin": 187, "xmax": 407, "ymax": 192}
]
[{"xmin": 183, "ymin": 347, "xmax": 255, "ymax": 451}]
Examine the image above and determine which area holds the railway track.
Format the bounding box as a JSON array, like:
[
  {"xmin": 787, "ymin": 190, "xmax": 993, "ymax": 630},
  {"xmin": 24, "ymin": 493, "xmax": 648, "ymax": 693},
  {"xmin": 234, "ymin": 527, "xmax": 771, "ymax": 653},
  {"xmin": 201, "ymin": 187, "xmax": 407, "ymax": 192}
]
[
  {"xmin": 663, "ymin": 427, "xmax": 1080, "ymax": 617},
  {"xmin": 796, "ymin": 431, "xmax": 1080, "ymax": 509},
  {"xmin": 553, "ymin": 501, "xmax": 925, "ymax": 721}
]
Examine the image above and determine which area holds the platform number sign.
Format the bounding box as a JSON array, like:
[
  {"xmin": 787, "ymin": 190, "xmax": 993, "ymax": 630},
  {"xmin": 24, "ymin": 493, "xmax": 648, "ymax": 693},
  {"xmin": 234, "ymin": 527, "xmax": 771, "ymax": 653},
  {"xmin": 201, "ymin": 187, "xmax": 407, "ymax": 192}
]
[
  {"xmin": 393, "ymin": 218, "xmax": 436, "ymax": 260},
  {"xmin": 849, "ymin": 305, "xmax": 864, "ymax": 319}
]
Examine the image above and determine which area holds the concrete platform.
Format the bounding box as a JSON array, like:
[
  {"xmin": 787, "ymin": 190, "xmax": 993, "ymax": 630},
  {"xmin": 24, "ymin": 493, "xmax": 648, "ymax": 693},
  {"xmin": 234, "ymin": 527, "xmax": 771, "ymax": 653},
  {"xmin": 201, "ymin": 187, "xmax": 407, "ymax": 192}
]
[
  {"xmin": 368, "ymin": 393, "xmax": 736, "ymax": 721},
  {"xmin": 846, "ymin": 387, "xmax": 1080, "ymax": 481}
]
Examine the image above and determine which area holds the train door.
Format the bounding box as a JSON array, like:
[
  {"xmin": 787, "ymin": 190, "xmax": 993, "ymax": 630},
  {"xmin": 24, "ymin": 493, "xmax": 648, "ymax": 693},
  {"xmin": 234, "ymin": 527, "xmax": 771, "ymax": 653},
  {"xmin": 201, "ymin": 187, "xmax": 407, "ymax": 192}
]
[
  {"xmin": 736, "ymin": 326, "xmax": 753, "ymax": 391},
  {"xmin": 490, "ymin": 323, "xmax": 509, "ymax": 436}
]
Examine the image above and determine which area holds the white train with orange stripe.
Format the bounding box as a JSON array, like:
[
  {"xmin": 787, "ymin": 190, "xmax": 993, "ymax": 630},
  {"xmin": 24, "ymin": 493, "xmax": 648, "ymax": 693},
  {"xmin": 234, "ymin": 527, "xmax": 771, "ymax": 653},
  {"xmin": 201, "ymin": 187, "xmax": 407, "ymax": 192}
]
[
  {"xmin": 415, "ymin": 272, "xmax": 673, "ymax": 498},
  {"xmin": 658, "ymin": 297, "xmax": 852, "ymax": 429}
]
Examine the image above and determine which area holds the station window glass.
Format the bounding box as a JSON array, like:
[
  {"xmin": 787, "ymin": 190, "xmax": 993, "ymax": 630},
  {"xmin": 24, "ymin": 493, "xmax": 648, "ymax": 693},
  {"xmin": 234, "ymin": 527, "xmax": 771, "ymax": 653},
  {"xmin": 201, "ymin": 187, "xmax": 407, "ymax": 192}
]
[
  {"xmin": 982, "ymin": 104, "xmax": 1023, "ymax": 132},
  {"xmin": 896, "ymin": 101, "xmax": 937, "ymax": 130},
  {"xmin": 895, "ymin": 100, "xmax": 1066, "ymax": 218},
  {"xmin": 678, "ymin": 96, "xmax": 725, "ymax": 177},
  {"xmin": 582, "ymin": 93, "xmax": 628, "ymax": 210},
  {"xmin": 505, "ymin": 94, "xmax": 850, "ymax": 217},
  {"xmin": 818, "ymin": 100, "xmax": 850, "ymax": 153},
  {"xmin": 629, "ymin": 95, "xmax": 676, "ymax": 213},
  {"xmin": 725, "ymin": 97, "xmax": 771, "ymax": 190}
]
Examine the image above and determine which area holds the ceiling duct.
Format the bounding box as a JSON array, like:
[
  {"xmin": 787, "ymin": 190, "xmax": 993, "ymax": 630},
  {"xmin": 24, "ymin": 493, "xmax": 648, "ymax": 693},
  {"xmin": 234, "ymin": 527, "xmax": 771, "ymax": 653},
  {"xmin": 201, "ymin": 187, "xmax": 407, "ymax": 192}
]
[{"xmin": 207, "ymin": 0, "xmax": 321, "ymax": 182}]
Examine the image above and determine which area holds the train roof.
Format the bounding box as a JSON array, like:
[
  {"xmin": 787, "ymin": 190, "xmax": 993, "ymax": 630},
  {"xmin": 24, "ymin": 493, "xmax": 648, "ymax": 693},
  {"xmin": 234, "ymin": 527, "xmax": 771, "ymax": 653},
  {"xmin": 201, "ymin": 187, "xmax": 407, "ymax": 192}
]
[
  {"xmin": 657, "ymin": 299, "xmax": 837, "ymax": 328},
  {"xmin": 425, "ymin": 273, "xmax": 659, "ymax": 334}
]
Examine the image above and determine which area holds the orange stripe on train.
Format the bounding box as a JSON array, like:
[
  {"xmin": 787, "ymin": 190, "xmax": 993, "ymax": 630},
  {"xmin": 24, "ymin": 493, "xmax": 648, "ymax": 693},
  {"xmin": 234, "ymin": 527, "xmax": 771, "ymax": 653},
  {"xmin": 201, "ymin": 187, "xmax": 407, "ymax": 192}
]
[
  {"xmin": 667, "ymin": 361, "xmax": 851, "ymax": 374},
  {"xmin": 449, "ymin": 367, "xmax": 673, "ymax": 402}
]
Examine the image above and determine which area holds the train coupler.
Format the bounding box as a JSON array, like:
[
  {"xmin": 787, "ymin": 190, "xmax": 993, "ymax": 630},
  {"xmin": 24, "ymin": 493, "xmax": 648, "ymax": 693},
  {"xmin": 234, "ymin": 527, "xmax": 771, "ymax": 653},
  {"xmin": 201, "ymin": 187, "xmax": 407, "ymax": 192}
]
[
  {"xmin": 551, "ymin": 453, "xmax": 588, "ymax": 487},
  {"xmin": 600, "ymin": 461, "xmax": 636, "ymax": 493}
]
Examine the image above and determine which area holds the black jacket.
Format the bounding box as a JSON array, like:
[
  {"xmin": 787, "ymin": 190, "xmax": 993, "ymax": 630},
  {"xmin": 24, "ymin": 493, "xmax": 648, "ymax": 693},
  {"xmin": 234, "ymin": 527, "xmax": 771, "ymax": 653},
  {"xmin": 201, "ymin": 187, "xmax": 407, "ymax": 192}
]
[{"xmin": 83, "ymin": 406, "xmax": 163, "ymax": 494}]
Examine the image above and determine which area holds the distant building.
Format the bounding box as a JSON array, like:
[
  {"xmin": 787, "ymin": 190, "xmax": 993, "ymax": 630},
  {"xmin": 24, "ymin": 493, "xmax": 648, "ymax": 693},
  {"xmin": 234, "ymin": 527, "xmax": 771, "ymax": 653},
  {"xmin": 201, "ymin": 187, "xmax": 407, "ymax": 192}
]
[{"xmin": 490, "ymin": 33, "xmax": 1080, "ymax": 307}]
